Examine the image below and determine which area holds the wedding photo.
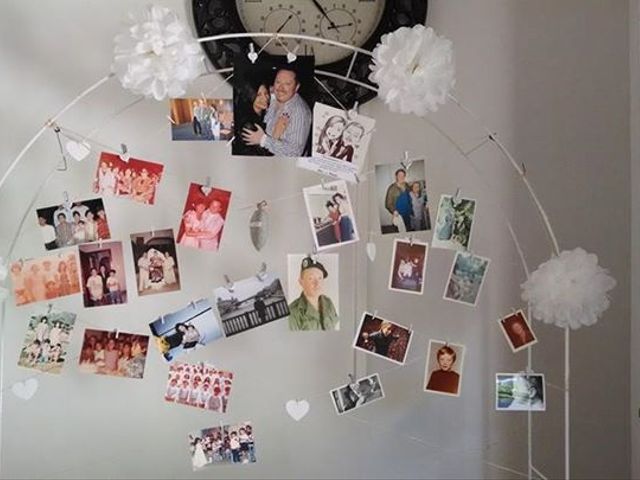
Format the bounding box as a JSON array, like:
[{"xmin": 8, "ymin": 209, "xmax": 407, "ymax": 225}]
[
  {"xmin": 78, "ymin": 241, "xmax": 128, "ymax": 308},
  {"xmin": 188, "ymin": 421, "xmax": 256, "ymax": 470},
  {"xmin": 169, "ymin": 97, "xmax": 233, "ymax": 141},
  {"xmin": 130, "ymin": 229, "xmax": 180, "ymax": 296},
  {"xmin": 93, "ymin": 152, "xmax": 164, "ymax": 205}
]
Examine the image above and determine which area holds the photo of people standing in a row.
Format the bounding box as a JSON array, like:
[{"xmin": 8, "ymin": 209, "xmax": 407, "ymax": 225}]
[
  {"xmin": 93, "ymin": 152, "xmax": 164, "ymax": 205},
  {"xmin": 78, "ymin": 241, "xmax": 128, "ymax": 307},
  {"xmin": 164, "ymin": 361, "xmax": 234, "ymax": 413},
  {"xmin": 130, "ymin": 229, "xmax": 180, "ymax": 297},
  {"xmin": 79, "ymin": 328, "xmax": 149, "ymax": 379},
  {"xmin": 36, "ymin": 197, "xmax": 111, "ymax": 251},
  {"xmin": 188, "ymin": 421, "xmax": 256, "ymax": 470},
  {"xmin": 170, "ymin": 98, "xmax": 233, "ymax": 141}
]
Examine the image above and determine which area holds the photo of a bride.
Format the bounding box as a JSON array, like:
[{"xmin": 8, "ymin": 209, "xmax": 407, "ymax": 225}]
[{"xmin": 130, "ymin": 229, "xmax": 181, "ymax": 297}]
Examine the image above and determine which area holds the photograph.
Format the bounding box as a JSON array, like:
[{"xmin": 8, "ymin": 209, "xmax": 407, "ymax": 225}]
[
  {"xmin": 443, "ymin": 251, "xmax": 490, "ymax": 307},
  {"xmin": 78, "ymin": 241, "xmax": 128, "ymax": 307},
  {"xmin": 375, "ymin": 160, "xmax": 432, "ymax": 234},
  {"xmin": 233, "ymin": 55, "xmax": 315, "ymax": 157},
  {"xmin": 495, "ymin": 373, "xmax": 546, "ymax": 411},
  {"xmin": 169, "ymin": 97, "xmax": 233, "ymax": 141},
  {"xmin": 214, "ymin": 272, "xmax": 289, "ymax": 337},
  {"xmin": 78, "ymin": 328, "xmax": 149, "ymax": 379},
  {"xmin": 297, "ymin": 102, "xmax": 375, "ymax": 183},
  {"xmin": 36, "ymin": 197, "xmax": 111, "ymax": 251},
  {"xmin": 164, "ymin": 361, "xmax": 234, "ymax": 413},
  {"xmin": 330, "ymin": 373, "xmax": 385, "ymax": 415},
  {"xmin": 287, "ymin": 254, "xmax": 340, "ymax": 331},
  {"xmin": 432, "ymin": 194, "xmax": 476, "ymax": 250},
  {"xmin": 17, "ymin": 309, "xmax": 76, "ymax": 374},
  {"xmin": 93, "ymin": 151, "xmax": 164, "ymax": 205},
  {"xmin": 303, "ymin": 179, "xmax": 359, "ymax": 251},
  {"xmin": 10, "ymin": 252, "xmax": 81, "ymax": 306},
  {"xmin": 353, "ymin": 312, "xmax": 413, "ymax": 365},
  {"xmin": 176, "ymin": 182, "xmax": 232, "ymax": 252},
  {"xmin": 388, "ymin": 239, "xmax": 429, "ymax": 295},
  {"xmin": 149, "ymin": 298, "xmax": 224, "ymax": 362},
  {"xmin": 130, "ymin": 229, "xmax": 180, "ymax": 296},
  {"xmin": 498, "ymin": 310, "xmax": 538, "ymax": 353},
  {"xmin": 424, "ymin": 340, "xmax": 465, "ymax": 397},
  {"xmin": 188, "ymin": 421, "xmax": 255, "ymax": 470}
]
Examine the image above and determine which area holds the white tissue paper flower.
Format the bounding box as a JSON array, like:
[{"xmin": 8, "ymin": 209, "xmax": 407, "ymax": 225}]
[
  {"xmin": 521, "ymin": 248, "xmax": 616, "ymax": 329},
  {"xmin": 112, "ymin": 5, "xmax": 205, "ymax": 100},
  {"xmin": 369, "ymin": 25, "xmax": 455, "ymax": 116}
]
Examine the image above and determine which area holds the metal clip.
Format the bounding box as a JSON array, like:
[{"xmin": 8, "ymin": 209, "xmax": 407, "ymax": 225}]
[
  {"xmin": 247, "ymin": 42, "xmax": 258, "ymax": 64},
  {"xmin": 347, "ymin": 101, "xmax": 359, "ymax": 119}
]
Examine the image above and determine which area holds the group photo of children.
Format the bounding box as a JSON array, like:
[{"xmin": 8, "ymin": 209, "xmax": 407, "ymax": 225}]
[
  {"xmin": 188, "ymin": 422, "xmax": 256, "ymax": 470},
  {"xmin": 10, "ymin": 253, "xmax": 81, "ymax": 306},
  {"xmin": 164, "ymin": 361, "xmax": 233, "ymax": 413},
  {"xmin": 78, "ymin": 328, "xmax": 149, "ymax": 379}
]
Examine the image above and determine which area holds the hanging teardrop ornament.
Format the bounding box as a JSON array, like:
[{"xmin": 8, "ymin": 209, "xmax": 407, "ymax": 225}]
[{"xmin": 249, "ymin": 201, "xmax": 269, "ymax": 251}]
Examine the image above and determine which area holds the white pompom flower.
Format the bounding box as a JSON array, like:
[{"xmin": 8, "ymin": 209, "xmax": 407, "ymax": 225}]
[
  {"xmin": 369, "ymin": 25, "xmax": 455, "ymax": 116},
  {"xmin": 521, "ymin": 248, "xmax": 616, "ymax": 330},
  {"xmin": 112, "ymin": 5, "xmax": 205, "ymax": 100}
]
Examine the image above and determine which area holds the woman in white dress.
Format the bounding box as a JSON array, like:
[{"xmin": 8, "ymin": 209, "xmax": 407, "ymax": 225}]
[
  {"xmin": 191, "ymin": 437, "xmax": 208, "ymax": 469},
  {"xmin": 163, "ymin": 252, "xmax": 177, "ymax": 285},
  {"xmin": 137, "ymin": 252, "xmax": 150, "ymax": 292},
  {"xmin": 179, "ymin": 203, "xmax": 207, "ymax": 248}
]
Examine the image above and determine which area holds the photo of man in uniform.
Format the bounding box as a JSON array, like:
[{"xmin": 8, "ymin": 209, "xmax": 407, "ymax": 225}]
[{"xmin": 288, "ymin": 256, "xmax": 339, "ymax": 331}]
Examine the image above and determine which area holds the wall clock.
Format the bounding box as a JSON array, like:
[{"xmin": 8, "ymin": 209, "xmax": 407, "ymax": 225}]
[{"xmin": 192, "ymin": 0, "xmax": 428, "ymax": 107}]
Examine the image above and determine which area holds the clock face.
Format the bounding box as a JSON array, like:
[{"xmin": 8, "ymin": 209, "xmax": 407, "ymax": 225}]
[{"xmin": 235, "ymin": 0, "xmax": 386, "ymax": 65}]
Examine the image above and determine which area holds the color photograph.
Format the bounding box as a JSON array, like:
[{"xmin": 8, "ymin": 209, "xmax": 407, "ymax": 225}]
[
  {"xmin": 495, "ymin": 373, "xmax": 546, "ymax": 411},
  {"xmin": 498, "ymin": 310, "xmax": 538, "ymax": 353},
  {"xmin": 130, "ymin": 229, "xmax": 180, "ymax": 296},
  {"xmin": 388, "ymin": 239, "xmax": 429, "ymax": 295},
  {"xmin": 78, "ymin": 241, "xmax": 128, "ymax": 307},
  {"xmin": 432, "ymin": 194, "xmax": 476, "ymax": 251},
  {"xmin": 169, "ymin": 97, "xmax": 233, "ymax": 141},
  {"xmin": 78, "ymin": 328, "xmax": 149, "ymax": 379},
  {"xmin": 330, "ymin": 373, "xmax": 384, "ymax": 415},
  {"xmin": 424, "ymin": 340, "xmax": 465, "ymax": 397},
  {"xmin": 164, "ymin": 361, "xmax": 234, "ymax": 413},
  {"xmin": 353, "ymin": 312, "xmax": 413, "ymax": 365},
  {"xmin": 188, "ymin": 421, "xmax": 255, "ymax": 470},
  {"xmin": 443, "ymin": 251, "xmax": 490, "ymax": 307}
]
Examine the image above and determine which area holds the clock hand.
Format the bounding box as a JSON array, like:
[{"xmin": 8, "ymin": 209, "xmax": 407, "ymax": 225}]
[
  {"xmin": 327, "ymin": 22, "xmax": 354, "ymax": 31},
  {"xmin": 276, "ymin": 14, "xmax": 293, "ymax": 33},
  {"xmin": 310, "ymin": 0, "xmax": 339, "ymax": 30}
]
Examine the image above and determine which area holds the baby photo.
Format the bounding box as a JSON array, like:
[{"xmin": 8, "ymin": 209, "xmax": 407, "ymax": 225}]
[
  {"xmin": 443, "ymin": 251, "xmax": 490, "ymax": 307},
  {"xmin": 432, "ymin": 194, "xmax": 476, "ymax": 251},
  {"xmin": 388, "ymin": 238, "xmax": 429, "ymax": 295},
  {"xmin": 169, "ymin": 98, "xmax": 233, "ymax": 141},
  {"xmin": 424, "ymin": 340, "xmax": 465, "ymax": 397},
  {"xmin": 164, "ymin": 361, "xmax": 234, "ymax": 413},
  {"xmin": 214, "ymin": 272, "xmax": 289, "ymax": 337},
  {"xmin": 498, "ymin": 310, "xmax": 538, "ymax": 353},
  {"xmin": 93, "ymin": 152, "xmax": 164, "ymax": 205},
  {"xmin": 78, "ymin": 328, "xmax": 149, "ymax": 379},
  {"xmin": 188, "ymin": 421, "xmax": 256, "ymax": 470},
  {"xmin": 130, "ymin": 229, "xmax": 180, "ymax": 296},
  {"xmin": 495, "ymin": 373, "xmax": 546, "ymax": 411},
  {"xmin": 78, "ymin": 241, "xmax": 128, "ymax": 308},
  {"xmin": 149, "ymin": 298, "xmax": 224, "ymax": 362},
  {"xmin": 303, "ymin": 179, "xmax": 359, "ymax": 251},
  {"xmin": 36, "ymin": 197, "xmax": 111, "ymax": 251},
  {"xmin": 353, "ymin": 312, "xmax": 413, "ymax": 365},
  {"xmin": 330, "ymin": 373, "xmax": 385, "ymax": 415},
  {"xmin": 17, "ymin": 309, "xmax": 76, "ymax": 374}
]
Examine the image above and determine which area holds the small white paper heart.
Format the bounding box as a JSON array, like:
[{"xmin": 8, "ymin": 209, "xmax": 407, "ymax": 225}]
[
  {"xmin": 12, "ymin": 378, "xmax": 38, "ymax": 400},
  {"xmin": 286, "ymin": 52, "xmax": 297, "ymax": 63},
  {"xmin": 248, "ymin": 51, "xmax": 258, "ymax": 64},
  {"xmin": 65, "ymin": 140, "xmax": 90, "ymax": 161},
  {"xmin": 366, "ymin": 242, "xmax": 376, "ymax": 262},
  {"xmin": 286, "ymin": 399, "xmax": 310, "ymax": 421}
]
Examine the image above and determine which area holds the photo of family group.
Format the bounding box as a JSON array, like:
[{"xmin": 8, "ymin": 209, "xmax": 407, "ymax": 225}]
[
  {"xmin": 496, "ymin": 373, "xmax": 546, "ymax": 411},
  {"xmin": 330, "ymin": 373, "xmax": 385, "ymax": 415},
  {"xmin": 297, "ymin": 103, "xmax": 375, "ymax": 183},
  {"xmin": 93, "ymin": 152, "xmax": 164, "ymax": 205},
  {"xmin": 303, "ymin": 179, "xmax": 359, "ymax": 251},
  {"xmin": 443, "ymin": 251, "xmax": 490, "ymax": 306},
  {"xmin": 353, "ymin": 312, "xmax": 413, "ymax": 365},
  {"xmin": 78, "ymin": 241, "xmax": 128, "ymax": 307},
  {"xmin": 214, "ymin": 272, "xmax": 289, "ymax": 337},
  {"xmin": 232, "ymin": 55, "xmax": 314, "ymax": 157},
  {"xmin": 176, "ymin": 183, "xmax": 232, "ymax": 252},
  {"xmin": 424, "ymin": 340, "xmax": 465, "ymax": 397},
  {"xmin": 388, "ymin": 239, "xmax": 429, "ymax": 295},
  {"xmin": 149, "ymin": 298, "xmax": 224, "ymax": 362},
  {"xmin": 36, "ymin": 197, "xmax": 111, "ymax": 251},
  {"xmin": 498, "ymin": 310, "xmax": 538, "ymax": 353},
  {"xmin": 17, "ymin": 310, "xmax": 76, "ymax": 374},
  {"xmin": 130, "ymin": 229, "xmax": 180, "ymax": 296},
  {"xmin": 188, "ymin": 421, "xmax": 255, "ymax": 470},
  {"xmin": 375, "ymin": 160, "xmax": 431, "ymax": 235},
  {"xmin": 164, "ymin": 361, "xmax": 234, "ymax": 413},
  {"xmin": 432, "ymin": 194, "xmax": 476, "ymax": 250},
  {"xmin": 169, "ymin": 98, "xmax": 233, "ymax": 141},
  {"xmin": 10, "ymin": 252, "xmax": 81, "ymax": 306},
  {"xmin": 78, "ymin": 328, "xmax": 149, "ymax": 379}
]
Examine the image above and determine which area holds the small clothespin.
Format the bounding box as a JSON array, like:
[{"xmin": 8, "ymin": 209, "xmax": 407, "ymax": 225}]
[
  {"xmin": 256, "ymin": 262, "xmax": 268, "ymax": 282},
  {"xmin": 521, "ymin": 162, "xmax": 527, "ymax": 177},
  {"xmin": 247, "ymin": 43, "xmax": 258, "ymax": 64},
  {"xmin": 150, "ymin": 228, "xmax": 155, "ymax": 238},
  {"xmin": 348, "ymin": 373, "xmax": 355, "ymax": 383},
  {"xmin": 371, "ymin": 310, "xmax": 378, "ymax": 321},
  {"xmin": 400, "ymin": 151, "xmax": 413, "ymax": 171},
  {"xmin": 452, "ymin": 187, "xmax": 461, "ymax": 204},
  {"xmin": 224, "ymin": 274, "xmax": 235, "ymax": 292},
  {"xmin": 347, "ymin": 101, "xmax": 359, "ymax": 120},
  {"xmin": 119, "ymin": 143, "xmax": 130, "ymax": 163},
  {"xmin": 310, "ymin": 244, "xmax": 318, "ymax": 261},
  {"xmin": 114, "ymin": 328, "xmax": 119, "ymax": 339},
  {"xmin": 160, "ymin": 315, "xmax": 165, "ymax": 324},
  {"xmin": 190, "ymin": 300, "xmax": 197, "ymax": 310},
  {"xmin": 62, "ymin": 191, "xmax": 71, "ymax": 210},
  {"xmin": 226, "ymin": 136, "xmax": 235, "ymax": 146},
  {"xmin": 408, "ymin": 234, "xmax": 414, "ymax": 246},
  {"xmin": 286, "ymin": 44, "xmax": 300, "ymax": 63},
  {"xmin": 47, "ymin": 303, "xmax": 53, "ymax": 314}
]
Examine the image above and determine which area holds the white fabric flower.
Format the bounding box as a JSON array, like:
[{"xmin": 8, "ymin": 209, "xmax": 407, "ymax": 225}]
[
  {"xmin": 369, "ymin": 25, "xmax": 455, "ymax": 116},
  {"xmin": 521, "ymin": 248, "xmax": 616, "ymax": 329},
  {"xmin": 112, "ymin": 5, "xmax": 205, "ymax": 100}
]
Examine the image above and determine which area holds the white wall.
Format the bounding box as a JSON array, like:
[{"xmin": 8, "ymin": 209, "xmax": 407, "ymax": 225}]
[{"xmin": 0, "ymin": 1, "xmax": 631, "ymax": 478}]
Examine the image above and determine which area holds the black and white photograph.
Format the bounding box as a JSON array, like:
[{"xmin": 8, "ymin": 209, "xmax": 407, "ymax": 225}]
[
  {"xmin": 388, "ymin": 239, "xmax": 429, "ymax": 295},
  {"xmin": 130, "ymin": 229, "xmax": 180, "ymax": 297},
  {"xmin": 432, "ymin": 194, "xmax": 476, "ymax": 250},
  {"xmin": 297, "ymin": 103, "xmax": 375, "ymax": 183},
  {"xmin": 495, "ymin": 373, "xmax": 546, "ymax": 411},
  {"xmin": 213, "ymin": 271, "xmax": 289, "ymax": 337},
  {"xmin": 353, "ymin": 312, "xmax": 413, "ymax": 365},
  {"xmin": 375, "ymin": 160, "xmax": 432, "ymax": 234},
  {"xmin": 149, "ymin": 298, "xmax": 224, "ymax": 362},
  {"xmin": 233, "ymin": 55, "xmax": 315, "ymax": 157},
  {"xmin": 36, "ymin": 197, "xmax": 111, "ymax": 251},
  {"xmin": 303, "ymin": 179, "xmax": 359, "ymax": 251},
  {"xmin": 188, "ymin": 421, "xmax": 256, "ymax": 470},
  {"xmin": 443, "ymin": 251, "xmax": 490, "ymax": 306},
  {"xmin": 330, "ymin": 373, "xmax": 385, "ymax": 415},
  {"xmin": 424, "ymin": 340, "xmax": 465, "ymax": 397},
  {"xmin": 169, "ymin": 98, "xmax": 233, "ymax": 141}
]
